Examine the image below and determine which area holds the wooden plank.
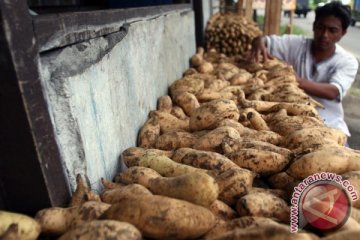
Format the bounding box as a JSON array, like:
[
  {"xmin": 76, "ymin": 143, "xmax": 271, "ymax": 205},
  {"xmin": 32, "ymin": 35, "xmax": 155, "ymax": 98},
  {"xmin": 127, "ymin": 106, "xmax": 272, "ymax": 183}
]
[
  {"xmin": 264, "ymin": 0, "xmax": 282, "ymax": 35},
  {"xmin": 0, "ymin": 0, "xmax": 71, "ymax": 214},
  {"xmin": 245, "ymin": 0, "xmax": 253, "ymax": 19},
  {"xmin": 34, "ymin": 4, "xmax": 192, "ymax": 52},
  {"xmin": 237, "ymin": 0, "xmax": 244, "ymax": 15}
]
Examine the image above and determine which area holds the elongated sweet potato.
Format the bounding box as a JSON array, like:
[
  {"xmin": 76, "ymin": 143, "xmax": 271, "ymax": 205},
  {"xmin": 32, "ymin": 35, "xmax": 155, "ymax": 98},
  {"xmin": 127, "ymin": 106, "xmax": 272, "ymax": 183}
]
[
  {"xmin": 222, "ymin": 138, "xmax": 292, "ymax": 159},
  {"xmin": 35, "ymin": 201, "xmax": 110, "ymax": 236},
  {"xmin": 148, "ymin": 172, "xmax": 219, "ymax": 207},
  {"xmin": 287, "ymin": 146, "xmax": 360, "ymax": 179},
  {"xmin": 58, "ymin": 220, "xmax": 142, "ymax": 240},
  {"xmin": 103, "ymin": 194, "xmax": 216, "ymax": 239},
  {"xmin": 121, "ymin": 147, "xmax": 173, "ymax": 167},
  {"xmin": 172, "ymin": 148, "xmax": 239, "ymax": 173},
  {"xmin": 101, "ymin": 184, "xmax": 152, "ymax": 205},
  {"xmin": 193, "ymin": 126, "xmax": 240, "ymax": 153},
  {"xmin": 138, "ymin": 154, "xmax": 208, "ymax": 177},
  {"xmin": 204, "ymin": 216, "xmax": 282, "ymax": 239},
  {"xmin": 155, "ymin": 131, "xmax": 197, "ymax": 150},
  {"xmin": 114, "ymin": 166, "xmax": 161, "ymax": 188},
  {"xmin": 150, "ymin": 111, "xmax": 189, "ymax": 133},
  {"xmin": 226, "ymin": 149, "xmax": 289, "ymax": 176}
]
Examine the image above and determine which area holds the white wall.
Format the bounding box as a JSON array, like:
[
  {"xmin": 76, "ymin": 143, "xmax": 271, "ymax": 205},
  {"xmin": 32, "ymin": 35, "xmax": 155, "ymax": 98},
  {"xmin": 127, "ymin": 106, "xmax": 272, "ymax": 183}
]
[{"xmin": 39, "ymin": 9, "xmax": 195, "ymax": 192}]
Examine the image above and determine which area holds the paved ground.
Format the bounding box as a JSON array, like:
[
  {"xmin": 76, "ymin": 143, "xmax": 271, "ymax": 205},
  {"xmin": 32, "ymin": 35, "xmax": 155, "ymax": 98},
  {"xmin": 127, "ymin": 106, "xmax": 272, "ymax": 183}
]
[{"xmin": 343, "ymin": 67, "xmax": 360, "ymax": 149}]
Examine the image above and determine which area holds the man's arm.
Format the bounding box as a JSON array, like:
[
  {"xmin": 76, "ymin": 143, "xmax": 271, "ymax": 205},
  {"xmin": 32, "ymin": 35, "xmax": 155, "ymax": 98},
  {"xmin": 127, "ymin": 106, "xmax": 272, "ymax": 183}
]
[{"xmin": 296, "ymin": 76, "xmax": 340, "ymax": 100}]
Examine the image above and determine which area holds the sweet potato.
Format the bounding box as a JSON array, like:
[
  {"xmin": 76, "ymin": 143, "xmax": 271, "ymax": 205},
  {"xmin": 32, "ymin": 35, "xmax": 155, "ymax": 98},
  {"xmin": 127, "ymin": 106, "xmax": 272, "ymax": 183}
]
[
  {"xmin": 174, "ymin": 92, "xmax": 200, "ymax": 116},
  {"xmin": 267, "ymin": 171, "xmax": 297, "ymax": 190},
  {"xmin": 169, "ymin": 77, "xmax": 204, "ymax": 98},
  {"xmin": 236, "ymin": 192, "xmax": 290, "ymax": 223},
  {"xmin": 101, "ymin": 184, "xmax": 152, "ymax": 205},
  {"xmin": 0, "ymin": 211, "xmax": 40, "ymax": 240},
  {"xmin": 241, "ymin": 108, "xmax": 270, "ymax": 131},
  {"xmin": 137, "ymin": 117, "xmax": 160, "ymax": 148},
  {"xmin": 191, "ymin": 47, "xmax": 204, "ymax": 67},
  {"xmin": 148, "ymin": 172, "xmax": 219, "ymax": 207},
  {"xmin": 103, "ymin": 194, "xmax": 216, "ymax": 239},
  {"xmin": 35, "ymin": 201, "xmax": 110, "ymax": 236},
  {"xmin": 322, "ymin": 230, "xmax": 360, "ymax": 240},
  {"xmin": 189, "ymin": 99, "xmax": 239, "ymax": 131},
  {"xmin": 204, "ymin": 216, "xmax": 282, "ymax": 239},
  {"xmin": 138, "ymin": 154, "xmax": 208, "ymax": 177},
  {"xmin": 171, "ymin": 105, "xmax": 189, "ymax": 120},
  {"xmin": 341, "ymin": 171, "xmax": 360, "ymax": 208},
  {"xmin": 193, "ymin": 126, "xmax": 240, "ymax": 153},
  {"xmin": 58, "ymin": 220, "xmax": 142, "ymax": 240},
  {"xmin": 208, "ymin": 200, "xmax": 238, "ymax": 220},
  {"xmin": 222, "ymin": 137, "xmax": 292, "ymax": 159},
  {"xmin": 206, "ymin": 225, "xmax": 317, "ymax": 240},
  {"xmin": 149, "ymin": 111, "xmax": 189, "ymax": 133},
  {"xmin": 283, "ymin": 127, "xmax": 347, "ymax": 151},
  {"xmin": 157, "ymin": 95, "xmax": 173, "ymax": 113},
  {"xmin": 215, "ymin": 168, "xmax": 255, "ymax": 206},
  {"xmin": 121, "ymin": 147, "xmax": 173, "ymax": 167},
  {"xmin": 287, "ymin": 146, "xmax": 360, "ymax": 179},
  {"xmin": 226, "ymin": 149, "xmax": 289, "ymax": 176},
  {"xmin": 114, "ymin": 166, "xmax": 161, "ymax": 187},
  {"xmin": 155, "ymin": 131, "xmax": 197, "ymax": 150},
  {"xmin": 171, "ymin": 148, "xmax": 240, "ymax": 173}
]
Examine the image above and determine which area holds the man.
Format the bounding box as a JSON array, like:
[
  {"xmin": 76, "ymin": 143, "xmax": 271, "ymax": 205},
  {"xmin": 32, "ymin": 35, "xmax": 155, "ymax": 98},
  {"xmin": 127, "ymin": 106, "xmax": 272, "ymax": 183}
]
[{"xmin": 250, "ymin": 2, "xmax": 358, "ymax": 137}]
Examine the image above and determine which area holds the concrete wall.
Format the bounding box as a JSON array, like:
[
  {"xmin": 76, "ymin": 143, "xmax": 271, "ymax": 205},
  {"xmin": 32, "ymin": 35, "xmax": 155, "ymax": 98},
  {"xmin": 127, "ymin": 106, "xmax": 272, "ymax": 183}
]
[{"xmin": 39, "ymin": 8, "xmax": 195, "ymax": 192}]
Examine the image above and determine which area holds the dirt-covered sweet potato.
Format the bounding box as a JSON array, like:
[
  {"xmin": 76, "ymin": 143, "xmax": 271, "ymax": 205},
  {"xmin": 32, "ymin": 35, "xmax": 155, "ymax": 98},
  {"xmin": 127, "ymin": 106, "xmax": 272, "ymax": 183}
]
[
  {"xmin": 114, "ymin": 166, "xmax": 161, "ymax": 188},
  {"xmin": 226, "ymin": 149, "xmax": 289, "ymax": 176},
  {"xmin": 193, "ymin": 126, "xmax": 240, "ymax": 153},
  {"xmin": 148, "ymin": 172, "xmax": 219, "ymax": 207},
  {"xmin": 222, "ymin": 138, "xmax": 292, "ymax": 159},
  {"xmin": 121, "ymin": 147, "xmax": 173, "ymax": 167},
  {"xmin": 155, "ymin": 131, "xmax": 197, "ymax": 150},
  {"xmin": 174, "ymin": 92, "xmax": 200, "ymax": 116},
  {"xmin": 137, "ymin": 117, "xmax": 160, "ymax": 148},
  {"xmin": 100, "ymin": 184, "xmax": 152, "ymax": 204},
  {"xmin": 189, "ymin": 99, "xmax": 239, "ymax": 131},
  {"xmin": 208, "ymin": 200, "xmax": 238, "ymax": 220},
  {"xmin": 102, "ymin": 194, "xmax": 216, "ymax": 239},
  {"xmin": 204, "ymin": 216, "xmax": 282, "ymax": 239},
  {"xmin": 287, "ymin": 146, "xmax": 360, "ymax": 179},
  {"xmin": 149, "ymin": 111, "xmax": 189, "ymax": 133},
  {"xmin": 215, "ymin": 168, "xmax": 255, "ymax": 206},
  {"xmin": 58, "ymin": 220, "xmax": 142, "ymax": 240},
  {"xmin": 138, "ymin": 154, "xmax": 208, "ymax": 177},
  {"xmin": 236, "ymin": 192, "xmax": 290, "ymax": 223},
  {"xmin": 35, "ymin": 201, "xmax": 110, "ymax": 236},
  {"xmin": 171, "ymin": 148, "xmax": 239, "ymax": 173}
]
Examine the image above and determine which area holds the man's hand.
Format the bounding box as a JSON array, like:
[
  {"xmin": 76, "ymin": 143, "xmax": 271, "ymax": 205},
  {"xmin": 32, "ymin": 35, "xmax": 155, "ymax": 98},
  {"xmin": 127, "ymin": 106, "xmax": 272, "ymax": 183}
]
[{"xmin": 248, "ymin": 36, "xmax": 273, "ymax": 63}]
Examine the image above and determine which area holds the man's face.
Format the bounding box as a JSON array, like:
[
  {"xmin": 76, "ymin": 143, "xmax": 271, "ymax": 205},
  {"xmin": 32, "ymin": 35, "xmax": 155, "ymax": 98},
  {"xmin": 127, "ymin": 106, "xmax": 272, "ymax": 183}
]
[{"xmin": 313, "ymin": 15, "xmax": 346, "ymax": 51}]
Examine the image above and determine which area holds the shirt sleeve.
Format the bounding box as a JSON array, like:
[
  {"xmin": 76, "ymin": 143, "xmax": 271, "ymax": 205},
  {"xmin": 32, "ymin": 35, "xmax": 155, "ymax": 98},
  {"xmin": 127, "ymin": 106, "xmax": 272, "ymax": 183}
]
[
  {"xmin": 329, "ymin": 55, "xmax": 358, "ymax": 101},
  {"xmin": 265, "ymin": 34, "xmax": 305, "ymax": 63}
]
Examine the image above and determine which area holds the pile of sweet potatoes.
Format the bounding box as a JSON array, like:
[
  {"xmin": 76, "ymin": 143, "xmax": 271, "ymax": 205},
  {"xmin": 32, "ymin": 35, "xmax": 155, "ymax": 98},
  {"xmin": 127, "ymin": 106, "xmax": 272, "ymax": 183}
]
[{"xmin": 2, "ymin": 45, "xmax": 360, "ymax": 240}]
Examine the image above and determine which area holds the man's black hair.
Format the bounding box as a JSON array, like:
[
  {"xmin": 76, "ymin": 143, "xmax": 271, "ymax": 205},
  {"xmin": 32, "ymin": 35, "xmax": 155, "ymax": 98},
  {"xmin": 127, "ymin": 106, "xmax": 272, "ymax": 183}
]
[{"xmin": 315, "ymin": 1, "xmax": 351, "ymax": 30}]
